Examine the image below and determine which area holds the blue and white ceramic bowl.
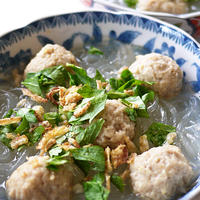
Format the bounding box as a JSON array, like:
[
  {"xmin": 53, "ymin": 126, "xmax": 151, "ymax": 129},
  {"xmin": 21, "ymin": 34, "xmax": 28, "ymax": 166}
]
[
  {"xmin": 82, "ymin": 0, "xmax": 200, "ymax": 42},
  {"xmin": 0, "ymin": 11, "xmax": 200, "ymax": 200}
]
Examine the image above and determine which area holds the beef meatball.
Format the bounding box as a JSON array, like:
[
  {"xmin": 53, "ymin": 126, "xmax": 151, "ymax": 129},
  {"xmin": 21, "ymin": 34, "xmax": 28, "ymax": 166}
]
[
  {"xmin": 6, "ymin": 156, "xmax": 73, "ymax": 200},
  {"xmin": 24, "ymin": 44, "xmax": 77, "ymax": 75},
  {"xmin": 137, "ymin": 0, "xmax": 188, "ymax": 14},
  {"xmin": 130, "ymin": 145, "xmax": 193, "ymax": 200},
  {"xmin": 95, "ymin": 99, "xmax": 135, "ymax": 148},
  {"xmin": 129, "ymin": 53, "xmax": 183, "ymax": 98}
]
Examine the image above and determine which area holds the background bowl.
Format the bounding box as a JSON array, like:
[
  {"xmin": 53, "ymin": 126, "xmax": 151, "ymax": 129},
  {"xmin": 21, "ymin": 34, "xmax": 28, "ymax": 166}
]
[
  {"xmin": 82, "ymin": 0, "xmax": 200, "ymax": 42},
  {"xmin": 0, "ymin": 10, "xmax": 200, "ymax": 200}
]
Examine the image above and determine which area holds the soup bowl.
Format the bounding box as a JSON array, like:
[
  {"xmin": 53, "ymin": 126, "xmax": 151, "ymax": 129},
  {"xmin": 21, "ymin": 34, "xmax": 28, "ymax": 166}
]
[
  {"xmin": 0, "ymin": 10, "xmax": 200, "ymax": 200},
  {"xmin": 83, "ymin": 0, "xmax": 200, "ymax": 42}
]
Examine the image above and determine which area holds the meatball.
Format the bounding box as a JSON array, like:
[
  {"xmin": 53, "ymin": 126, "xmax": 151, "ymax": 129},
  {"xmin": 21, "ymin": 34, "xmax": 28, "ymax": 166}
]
[
  {"xmin": 130, "ymin": 145, "xmax": 193, "ymax": 200},
  {"xmin": 95, "ymin": 99, "xmax": 135, "ymax": 148},
  {"xmin": 137, "ymin": 0, "xmax": 188, "ymax": 14},
  {"xmin": 24, "ymin": 44, "xmax": 77, "ymax": 75},
  {"xmin": 6, "ymin": 156, "xmax": 73, "ymax": 200},
  {"xmin": 129, "ymin": 53, "xmax": 183, "ymax": 98}
]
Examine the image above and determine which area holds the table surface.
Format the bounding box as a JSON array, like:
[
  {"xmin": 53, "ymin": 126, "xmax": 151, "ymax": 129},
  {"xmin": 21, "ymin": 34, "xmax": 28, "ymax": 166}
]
[{"xmin": 0, "ymin": 1, "xmax": 200, "ymax": 200}]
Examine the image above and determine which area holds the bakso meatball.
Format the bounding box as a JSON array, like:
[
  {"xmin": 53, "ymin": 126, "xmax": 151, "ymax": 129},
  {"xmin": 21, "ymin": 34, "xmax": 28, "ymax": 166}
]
[
  {"xmin": 95, "ymin": 99, "xmax": 135, "ymax": 148},
  {"xmin": 6, "ymin": 156, "xmax": 73, "ymax": 200},
  {"xmin": 129, "ymin": 53, "xmax": 183, "ymax": 98},
  {"xmin": 137, "ymin": 0, "xmax": 188, "ymax": 14},
  {"xmin": 130, "ymin": 145, "xmax": 193, "ymax": 200},
  {"xmin": 24, "ymin": 44, "xmax": 77, "ymax": 75}
]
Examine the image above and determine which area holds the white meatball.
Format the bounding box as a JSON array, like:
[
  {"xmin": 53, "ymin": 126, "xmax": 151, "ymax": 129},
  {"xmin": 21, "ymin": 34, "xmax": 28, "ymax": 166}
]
[
  {"xmin": 130, "ymin": 145, "xmax": 193, "ymax": 200},
  {"xmin": 137, "ymin": 0, "xmax": 188, "ymax": 14},
  {"xmin": 24, "ymin": 44, "xmax": 77, "ymax": 75},
  {"xmin": 6, "ymin": 156, "xmax": 73, "ymax": 200},
  {"xmin": 95, "ymin": 99, "xmax": 135, "ymax": 148},
  {"xmin": 129, "ymin": 53, "xmax": 183, "ymax": 98}
]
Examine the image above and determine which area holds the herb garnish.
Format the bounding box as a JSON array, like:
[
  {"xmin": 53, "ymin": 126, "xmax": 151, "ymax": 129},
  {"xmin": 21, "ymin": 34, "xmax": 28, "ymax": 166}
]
[
  {"xmin": 145, "ymin": 122, "xmax": 176, "ymax": 146},
  {"xmin": 83, "ymin": 173, "xmax": 109, "ymax": 200},
  {"xmin": 88, "ymin": 46, "xmax": 104, "ymax": 55}
]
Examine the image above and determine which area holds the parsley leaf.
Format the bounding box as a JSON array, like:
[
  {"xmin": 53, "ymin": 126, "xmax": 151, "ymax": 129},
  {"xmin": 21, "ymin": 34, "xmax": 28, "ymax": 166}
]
[
  {"xmin": 83, "ymin": 173, "xmax": 109, "ymax": 200},
  {"xmin": 145, "ymin": 122, "xmax": 176, "ymax": 146}
]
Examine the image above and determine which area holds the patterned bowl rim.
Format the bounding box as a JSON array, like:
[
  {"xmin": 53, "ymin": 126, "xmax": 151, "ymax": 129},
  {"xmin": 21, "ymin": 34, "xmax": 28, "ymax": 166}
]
[
  {"xmin": 0, "ymin": 10, "xmax": 200, "ymax": 200},
  {"xmin": 92, "ymin": 0, "xmax": 200, "ymax": 19}
]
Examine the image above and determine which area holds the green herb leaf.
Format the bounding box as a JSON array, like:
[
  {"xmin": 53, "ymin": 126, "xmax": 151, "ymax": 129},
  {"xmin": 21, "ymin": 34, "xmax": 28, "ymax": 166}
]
[
  {"xmin": 71, "ymin": 145, "xmax": 105, "ymax": 172},
  {"xmin": 15, "ymin": 117, "xmax": 29, "ymax": 135},
  {"xmin": 145, "ymin": 122, "xmax": 176, "ymax": 146},
  {"xmin": 29, "ymin": 125, "xmax": 45, "ymax": 144},
  {"xmin": 88, "ymin": 46, "xmax": 104, "ymax": 55},
  {"xmin": 22, "ymin": 75, "xmax": 43, "ymax": 96},
  {"xmin": 120, "ymin": 69, "xmax": 134, "ymax": 82},
  {"xmin": 94, "ymin": 70, "xmax": 106, "ymax": 82},
  {"xmin": 124, "ymin": 107, "xmax": 137, "ymax": 122},
  {"xmin": 56, "ymin": 131, "xmax": 77, "ymax": 144},
  {"xmin": 44, "ymin": 112, "xmax": 61, "ymax": 125},
  {"xmin": 125, "ymin": 96, "xmax": 149, "ymax": 118},
  {"xmin": 109, "ymin": 78, "xmax": 124, "ymax": 90},
  {"xmin": 68, "ymin": 72, "xmax": 82, "ymax": 86},
  {"xmin": 142, "ymin": 91, "xmax": 155, "ymax": 104},
  {"xmin": 66, "ymin": 64, "xmax": 96, "ymax": 88},
  {"xmin": 111, "ymin": 174, "xmax": 125, "ymax": 192},
  {"xmin": 0, "ymin": 123, "xmax": 17, "ymax": 148},
  {"xmin": 184, "ymin": 0, "xmax": 199, "ymax": 2},
  {"xmin": 107, "ymin": 91, "xmax": 128, "ymax": 99},
  {"xmin": 3, "ymin": 109, "xmax": 14, "ymax": 118},
  {"xmin": 77, "ymin": 85, "xmax": 105, "ymax": 98},
  {"xmin": 41, "ymin": 65, "xmax": 68, "ymax": 87},
  {"xmin": 49, "ymin": 146, "xmax": 63, "ymax": 157},
  {"xmin": 109, "ymin": 68, "xmax": 154, "ymax": 92},
  {"xmin": 47, "ymin": 151, "xmax": 70, "ymax": 171},
  {"xmin": 124, "ymin": 0, "xmax": 138, "ymax": 8},
  {"xmin": 22, "ymin": 66, "xmax": 69, "ymax": 97},
  {"xmin": 76, "ymin": 118, "xmax": 105, "ymax": 146},
  {"xmin": 69, "ymin": 93, "xmax": 107, "ymax": 123},
  {"xmin": 17, "ymin": 108, "xmax": 37, "ymax": 123},
  {"xmin": 83, "ymin": 173, "xmax": 109, "ymax": 200}
]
